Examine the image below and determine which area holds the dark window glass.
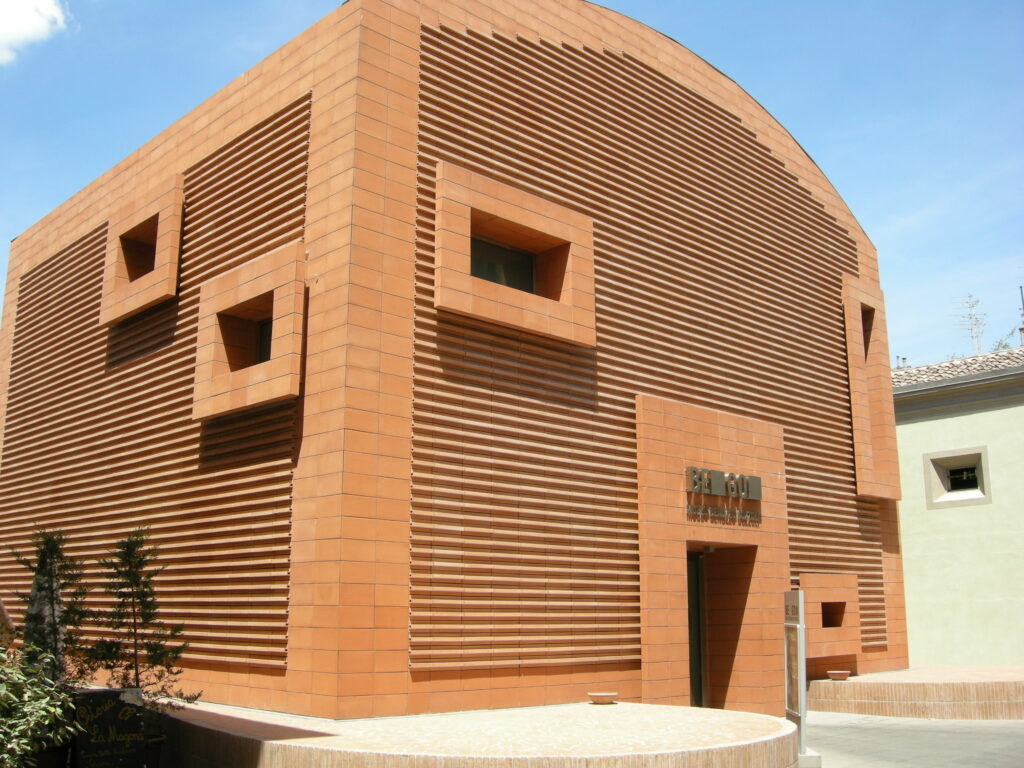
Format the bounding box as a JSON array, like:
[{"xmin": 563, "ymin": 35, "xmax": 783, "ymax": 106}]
[
  {"xmin": 256, "ymin": 318, "xmax": 273, "ymax": 364},
  {"xmin": 860, "ymin": 305, "xmax": 875, "ymax": 361},
  {"xmin": 948, "ymin": 466, "xmax": 978, "ymax": 491},
  {"xmin": 219, "ymin": 292, "xmax": 274, "ymax": 371},
  {"xmin": 120, "ymin": 214, "xmax": 159, "ymax": 281},
  {"xmin": 470, "ymin": 238, "xmax": 535, "ymax": 294},
  {"xmin": 821, "ymin": 602, "xmax": 846, "ymax": 628}
]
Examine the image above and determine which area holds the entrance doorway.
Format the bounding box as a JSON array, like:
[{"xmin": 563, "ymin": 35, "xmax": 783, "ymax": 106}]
[
  {"xmin": 687, "ymin": 551, "xmax": 705, "ymax": 706},
  {"xmin": 687, "ymin": 545, "xmax": 758, "ymax": 708}
]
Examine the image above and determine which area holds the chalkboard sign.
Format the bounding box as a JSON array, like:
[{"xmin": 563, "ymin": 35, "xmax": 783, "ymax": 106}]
[{"xmin": 74, "ymin": 690, "xmax": 146, "ymax": 768}]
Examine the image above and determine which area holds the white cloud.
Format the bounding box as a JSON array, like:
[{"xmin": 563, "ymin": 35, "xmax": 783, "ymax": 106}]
[{"xmin": 0, "ymin": 0, "xmax": 67, "ymax": 65}]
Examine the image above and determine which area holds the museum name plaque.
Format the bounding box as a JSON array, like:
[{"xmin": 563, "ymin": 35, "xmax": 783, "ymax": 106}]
[
  {"xmin": 74, "ymin": 689, "xmax": 146, "ymax": 768},
  {"xmin": 686, "ymin": 466, "xmax": 762, "ymax": 523},
  {"xmin": 687, "ymin": 467, "xmax": 761, "ymax": 500},
  {"xmin": 685, "ymin": 503, "xmax": 761, "ymax": 523}
]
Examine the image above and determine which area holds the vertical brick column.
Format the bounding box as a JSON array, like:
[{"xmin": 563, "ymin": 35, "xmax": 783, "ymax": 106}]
[
  {"xmin": 842, "ymin": 273, "xmax": 900, "ymax": 500},
  {"xmin": 275, "ymin": 6, "xmax": 362, "ymax": 718},
  {"xmin": 860, "ymin": 498, "xmax": 908, "ymax": 673},
  {"xmin": 636, "ymin": 395, "xmax": 791, "ymax": 715},
  {"xmin": 291, "ymin": 0, "xmax": 420, "ymax": 720}
]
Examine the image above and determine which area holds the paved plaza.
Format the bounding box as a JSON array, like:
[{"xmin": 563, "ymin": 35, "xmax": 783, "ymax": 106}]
[
  {"xmin": 806, "ymin": 710, "xmax": 1024, "ymax": 768},
  {"xmin": 168, "ymin": 700, "xmax": 798, "ymax": 767}
]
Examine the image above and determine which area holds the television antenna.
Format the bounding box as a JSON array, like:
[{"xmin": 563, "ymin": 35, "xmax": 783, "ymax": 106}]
[{"xmin": 954, "ymin": 294, "xmax": 985, "ymax": 356}]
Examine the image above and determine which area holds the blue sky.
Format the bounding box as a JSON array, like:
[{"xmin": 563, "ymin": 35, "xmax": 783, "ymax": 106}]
[{"xmin": 1, "ymin": 0, "xmax": 1021, "ymax": 365}]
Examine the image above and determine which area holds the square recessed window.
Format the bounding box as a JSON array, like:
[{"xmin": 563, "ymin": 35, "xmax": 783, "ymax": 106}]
[
  {"xmin": 924, "ymin": 447, "xmax": 991, "ymax": 509},
  {"xmin": 100, "ymin": 176, "xmax": 184, "ymax": 326},
  {"xmin": 217, "ymin": 292, "xmax": 274, "ymax": 371},
  {"xmin": 798, "ymin": 572, "xmax": 861, "ymax": 659},
  {"xmin": 192, "ymin": 242, "xmax": 306, "ymax": 420},
  {"xmin": 433, "ymin": 161, "xmax": 595, "ymax": 347}
]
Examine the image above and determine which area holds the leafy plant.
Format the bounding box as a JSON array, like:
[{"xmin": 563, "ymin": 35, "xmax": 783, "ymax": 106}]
[
  {"xmin": 0, "ymin": 647, "xmax": 82, "ymax": 768},
  {"xmin": 0, "ymin": 600, "xmax": 14, "ymax": 649},
  {"xmin": 13, "ymin": 530, "xmax": 88, "ymax": 682},
  {"xmin": 87, "ymin": 529, "xmax": 199, "ymax": 709}
]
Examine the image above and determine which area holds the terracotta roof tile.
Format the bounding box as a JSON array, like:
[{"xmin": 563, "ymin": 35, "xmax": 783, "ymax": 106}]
[{"xmin": 892, "ymin": 347, "xmax": 1024, "ymax": 389}]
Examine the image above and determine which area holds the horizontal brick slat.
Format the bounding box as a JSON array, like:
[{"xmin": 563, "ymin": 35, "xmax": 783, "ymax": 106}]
[
  {"xmin": 0, "ymin": 95, "xmax": 312, "ymax": 667},
  {"xmin": 408, "ymin": 24, "xmax": 887, "ymax": 669}
]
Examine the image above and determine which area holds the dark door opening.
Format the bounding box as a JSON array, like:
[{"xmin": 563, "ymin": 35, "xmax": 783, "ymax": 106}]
[{"xmin": 687, "ymin": 551, "xmax": 705, "ymax": 706}]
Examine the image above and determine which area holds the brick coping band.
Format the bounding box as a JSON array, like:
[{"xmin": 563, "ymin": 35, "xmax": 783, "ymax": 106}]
[{"xmin": 808, "ymin": 666, "xmax": 1024, "ymax": 719}]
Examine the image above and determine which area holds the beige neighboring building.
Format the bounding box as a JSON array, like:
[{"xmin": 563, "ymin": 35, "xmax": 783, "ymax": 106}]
[{"xmin": 893, "ymin": 346, "xmax": 1024, "ymax": 666}]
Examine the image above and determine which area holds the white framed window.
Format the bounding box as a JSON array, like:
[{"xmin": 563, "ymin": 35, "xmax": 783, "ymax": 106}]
[{"xmin": 923, "ymin": 447, "xmax": 991, "ymax": 509}]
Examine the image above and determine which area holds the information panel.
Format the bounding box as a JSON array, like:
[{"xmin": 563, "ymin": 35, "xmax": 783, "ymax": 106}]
[
  {"xmin": 74, "ymin": 689, "xmax": 146, "ymax": 768},
  {"xmin": 784, "ymin": 590, "xmax": 807, "ymax": 756}
]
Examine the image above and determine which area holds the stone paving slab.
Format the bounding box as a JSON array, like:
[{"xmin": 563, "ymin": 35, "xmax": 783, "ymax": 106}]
[{"xmin": 805, "ymin": 710, "xmax": 1024, "ymax": 768}]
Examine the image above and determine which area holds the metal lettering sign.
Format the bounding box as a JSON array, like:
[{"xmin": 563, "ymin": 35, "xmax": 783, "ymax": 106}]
[
  {"xmin": 685, "ymin": 504, "xmax": 761, "ymax": 523},
  {"xmin": 687, "ymin": 467, "xmax": 762, "ymax": 501},
  {"xmin": 686, "ymin": 467, "xmax": 763, "ymax": 524}
]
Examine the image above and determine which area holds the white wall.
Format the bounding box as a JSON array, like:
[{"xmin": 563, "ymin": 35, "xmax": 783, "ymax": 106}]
[{"xmin": 896, "ymin": 399, "xmax": 1024, "ymax": 666}]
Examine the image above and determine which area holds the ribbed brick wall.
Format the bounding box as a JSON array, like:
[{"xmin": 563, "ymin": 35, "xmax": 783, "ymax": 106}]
[
  {"xmin": 409, "ymin": 20, "xmax": 891, "ymax": 670},
  {"xmin": 0, "ymin": 95, "xmax": 311, "ymax": 668}
]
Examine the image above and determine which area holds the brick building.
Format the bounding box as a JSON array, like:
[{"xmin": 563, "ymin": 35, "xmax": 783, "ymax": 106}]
[{"xmin": 0, "ymin": 0, "xmax": 906, "ymax": 719}]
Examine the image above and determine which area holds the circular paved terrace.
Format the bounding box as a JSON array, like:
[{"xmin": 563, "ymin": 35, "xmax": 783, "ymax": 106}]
[{"xmin": 167, "ymin": 701, "xmax": 798, "ymax": 767}]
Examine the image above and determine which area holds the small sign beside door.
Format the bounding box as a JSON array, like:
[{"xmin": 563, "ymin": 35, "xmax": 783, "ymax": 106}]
[{"xmin": 784, "ymin": 590, "xmax": 807, "ymax": 757}]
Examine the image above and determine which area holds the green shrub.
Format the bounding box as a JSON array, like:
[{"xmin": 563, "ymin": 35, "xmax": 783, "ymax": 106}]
[
  {"xmin": 13, "ymin": 530, "xmax": 88, "ymax": 683},
  {"xmin": 0, "ymin": 647, "xmax": 82, "ymax": 768},
  {"xmin": 88, "ymin": 529, "xmax": 199, "ymax": 710}
]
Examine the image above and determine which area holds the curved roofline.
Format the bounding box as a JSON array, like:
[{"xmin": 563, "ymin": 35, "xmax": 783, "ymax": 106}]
[{"xmin": 581, "ymin": 0, "xmax": 873, "ymax": 252}]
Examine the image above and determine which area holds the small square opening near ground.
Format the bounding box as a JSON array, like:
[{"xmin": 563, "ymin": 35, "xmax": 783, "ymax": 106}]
[{"xmin": 821, "ymin": 602, "xmax": 846, "ymax": 628}]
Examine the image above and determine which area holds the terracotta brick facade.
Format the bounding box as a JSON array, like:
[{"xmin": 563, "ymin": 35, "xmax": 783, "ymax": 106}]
[
  {"xmin": 433, "ymin": 160, "xmax": 596, "ymax": 347},
  {"xmin": 99, "ymin": 174, "xmax": 184, "ymax": 327},
  {"xmin": 637, "ymin": 396, "xmax": 790, "ymax": 714},
  {"xmin": 0, "ymin": 0, "xmax": 906, "ymax": 720},
  {"xmin": 799, "ymin": 572, "xmax": 861, "ymax": 679},
  {"xmin": 193, "ymin": 242, "xmax": 307, "ymax": 420}
]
